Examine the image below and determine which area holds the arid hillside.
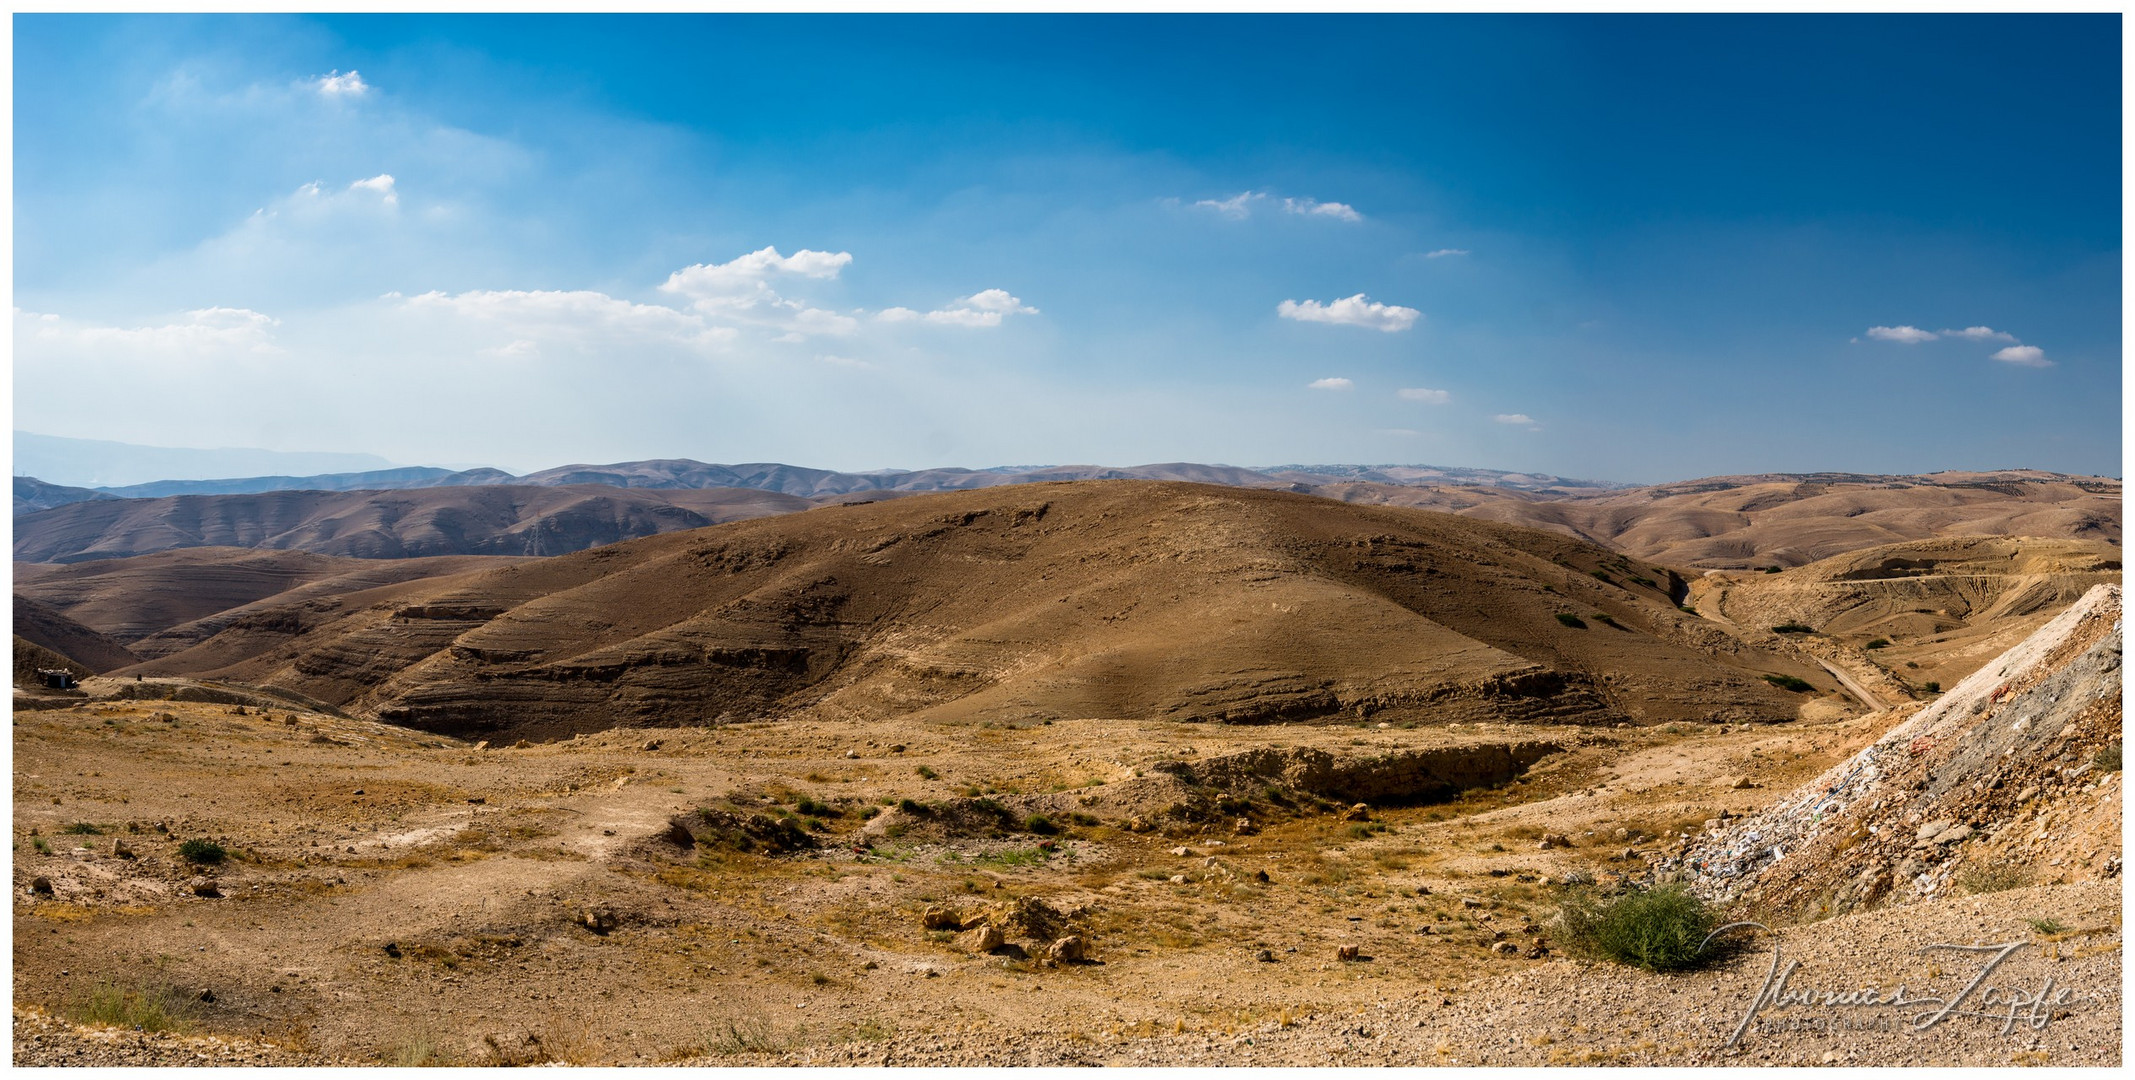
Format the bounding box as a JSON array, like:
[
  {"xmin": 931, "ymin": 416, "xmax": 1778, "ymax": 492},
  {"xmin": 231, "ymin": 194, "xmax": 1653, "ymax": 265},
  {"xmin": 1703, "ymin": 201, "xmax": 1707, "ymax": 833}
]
[
  {"xmin": 18, "ymin": 467, "xmax": 2115, "ymax": 569},
  {"xmin": 1318, "ymin": 470, "xmax": 2121, "ymax": 568},
  {"xmin": 12, "ymin": 595, "xmax": 140, "ymax": 673},
  {"xmin": 118, "ymin": 482, "xmax": 1834, "ymax": 740},
  {"xmin": 1682, "ymin": 582, "xmax": 2121, "ymax": 919},
  {"xmin": 15, "ymin": 549, "xmax": 534, "ymax": 664},
  {"xmin": 12, "ymin": 484, "xmax": 811, "ymax": 563},
  {"xmin": 1688, "ymin": 536, "xmax": 2121, "ymax": 698}
]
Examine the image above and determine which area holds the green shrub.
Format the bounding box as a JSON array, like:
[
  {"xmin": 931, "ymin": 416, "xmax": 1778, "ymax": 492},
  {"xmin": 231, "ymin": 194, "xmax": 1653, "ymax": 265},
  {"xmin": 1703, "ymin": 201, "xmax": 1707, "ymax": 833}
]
[
  {"xmin": 1923, "ymin": 682, "xmax": 1941, "ymax": 694},
  {"xmin": 1763, "ymin": 566, "xmax": 1782, "ymax": 574},
  {"xmin": 896, "ymin": 798, "xmax": 927, "ymax": 814},
  {"xmin": 914, "ymin": 765, "xmax": 939, "ymax": 780},
  {"xmin": 1555, "ymin": 613, "xmax": 1588, "ymax": 629},
  {"xmin": 177, "ymin": 839, "xmax": 226, "ymax": 864},
  {"xmin": 1589, "ymin": 571, "xmax": 1614, "ymax": 584},
  {"xmin": 1864, "ymin": 638, "xmax": 1890, "ymax": 649},
  {"xmin": 794, "ymin": 797, "xmax": 839, "ymax": 818},
  {"xmin": 1024, "ymin": 813, "xmax": 1059, "ymax": 835},
  {"xmin": 1771, "ymin": 623, "xmax": 1813, "ymax": 634},
  {"xmin": 1592, "ymin": 613, "xmax": 1622, "ymax": 629},
  {"xmin": 1556, "ymin": 884, "xmax": 1719, "ymax": 972},
  {"xmin": 2094, "ymin": 743, "xmax": 2122, "ymax": 773},
  {"xmin": 62, "ymin": 822, "xmax": 104, "ymax": 835},
  {"xmin": 1067, "ymin": 812, "xmax": 1100, "ymax": 827},
  {"xmin": 1762, "ymin": 675, "xmax": 1814, "ymax": 693},
  {"xmin": 67, "ymin": 981, "xmax": 195, "ymax": 1033},
  {"xmin": 2026, "ymin": 917, "xmax": 2069, "ymax": 936}
]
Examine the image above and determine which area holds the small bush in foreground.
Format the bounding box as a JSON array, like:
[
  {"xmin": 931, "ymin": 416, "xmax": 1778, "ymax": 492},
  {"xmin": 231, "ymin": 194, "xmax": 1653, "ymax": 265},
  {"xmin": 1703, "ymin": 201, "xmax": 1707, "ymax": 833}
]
[
  {"xmin": 1554, "ymin": 613, "xmax": 1587, "ymax": 629},
  {"xmin": 1762, "ymin": 674, "xmax": 1814, "ymax": 693},
  {"xmin": 2094, "ymin": 743, "xmax": 2122, "ymax": 773},
  {"xmin": 1771, "ymin": 623, "xmax": 1813, "ymax": 634},
  {"xmin": 1556, "ymin": 884, "xmax": 1719, "ymax": 972},
  {"xmin": 62, "ymin": 822, "xmax": 104, "ymax": 836},
  {"xmin": 1864, "ymin": 638, "xmax": 1891, "ymax": 649},
  {"xmin": 177, "ymin": 839, "xmax": 227, "ymax": 864},
  {"xmin": 67, "ymin": 981, "xmax": 195, "ymax": 1033}
]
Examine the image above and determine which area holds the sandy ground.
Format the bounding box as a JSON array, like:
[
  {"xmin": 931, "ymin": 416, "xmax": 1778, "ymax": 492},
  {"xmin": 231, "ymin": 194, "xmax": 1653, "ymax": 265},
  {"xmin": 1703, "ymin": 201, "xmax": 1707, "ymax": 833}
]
[{"xmin": 17, "ymin": 686, "xmax": 2114, "ymax": 1066}]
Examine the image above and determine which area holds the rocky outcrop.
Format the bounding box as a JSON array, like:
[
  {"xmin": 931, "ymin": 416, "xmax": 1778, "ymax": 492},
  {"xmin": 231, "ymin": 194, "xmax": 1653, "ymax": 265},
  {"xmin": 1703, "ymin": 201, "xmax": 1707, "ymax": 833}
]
[{"xmin": 1679, "ymin": 583, "xmax": 2121, "ymax": 917}]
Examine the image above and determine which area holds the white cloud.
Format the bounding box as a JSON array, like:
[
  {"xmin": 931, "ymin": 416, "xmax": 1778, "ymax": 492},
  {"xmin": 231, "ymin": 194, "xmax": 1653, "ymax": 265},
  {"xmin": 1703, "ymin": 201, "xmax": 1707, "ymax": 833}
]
[
  {"xmin": 1193, "ymin": 191, "xmax": 1262, "ymax": 219},
  {"xmin": 16, "ymin": 306, "xmax": 283, "ymax": 358},
  {"xmin": 1992, "ymin": 345, "xmax": 2052, "ymax": 368},
  {"xmin": 1307, "ymin": 377, "xmax": 1354, "ymax": 391},
  {"xmin": 1493, "ymin": 413, "xmax": 1540, "ymax": 428},
  {"xmin": 1424, "ymin": 248, "xmax": 1470, "ymax": 258},
  {"xmin": 1396, "ymin": 387, "xmax": 1451, "ymax": 404},
  {"xmin": 402, "ymin": 289, "xmax": 734, "ymax": 351},
  {"xmin": 1866, "ymin": 325, "xmax": 1938, "ymax": 344},
  {"xmin": 660, "ymin": 246, "xmax": 853, "ymax": 298},
  {"xmin": 314, "ymin": 70, "xmax": 370, "ymax": 97},
  {"xmin": 1942, "ymin": 325, "xmax": 2019, "ymax": 343},
  {"xmin": 658, "ymin": 247, "xmax": 860, "ymax": 338},
  {"xmin": 348, "ymin": 174, "xmax": 397, "ymax": 205},
  {"xmin": 818, "ymin": 354, "xmax": 871, "ymax": 369},
  {"xmin": 1281, "ymin": 197, "xmax": 1362, "ymax": 222},
  {"xmin": 877, "ymin": 289, "xmax": 1038, "ymax": 329},
  {"xmin": 1278, "ymin": 294, "xmax": 1422, "ymax": 332}
]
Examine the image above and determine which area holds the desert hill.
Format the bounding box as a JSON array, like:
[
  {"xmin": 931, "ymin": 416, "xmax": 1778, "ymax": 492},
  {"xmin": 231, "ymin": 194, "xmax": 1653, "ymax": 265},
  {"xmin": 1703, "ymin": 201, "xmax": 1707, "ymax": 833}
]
[
  {"xmin": 19, "ymin": 465, "xmax": 2115, "ymax": 570},
  {"xmin": 1318, "ymin": 470, "xmax": 2121, "ymax": 568},
  {"xmin": 11, "ymin": 595, "xmax": 139, "ymax": 673},
  {"xmin": 12, "ymin": 484, "xmax": 811, "ymax": 563},
  {"xmin": 12, "ymin": 476, "xmax": 116, "ymax": 516},
  {"xmin": 1687, "ymin": 536, "xmax": 2122, "ymax": 700},
  {"xmin": 124, "ymin": 481, "xmax": 1831, "ymax": 740},
  {"xmin": 1681, "ymin": 582, "xmax": 2121, "ymax": 918},
  {"xmin": 14, "ymin": 548, "xmax": 534, "ymax": 664}
]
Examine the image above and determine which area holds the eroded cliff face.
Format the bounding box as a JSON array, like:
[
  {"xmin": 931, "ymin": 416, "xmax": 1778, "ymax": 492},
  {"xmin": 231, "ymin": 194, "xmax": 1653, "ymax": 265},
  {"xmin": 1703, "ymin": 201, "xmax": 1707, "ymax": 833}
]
[{"xmin": 1680, "ymin": 583, "xmax": 2122, "ymax": 918}]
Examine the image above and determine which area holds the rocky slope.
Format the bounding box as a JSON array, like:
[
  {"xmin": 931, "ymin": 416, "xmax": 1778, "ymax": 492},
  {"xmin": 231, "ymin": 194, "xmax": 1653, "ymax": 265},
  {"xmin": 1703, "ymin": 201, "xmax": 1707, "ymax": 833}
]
[
  {"xmin": 124, "ymin": 482, "xmax": 1829, "ymax": 740},
  {"xmin": 1678, "ymin": 582, "xmax": 2121, "ymax": 918},
  {"xmin": 13, "ymin": 484, "xmax": 809, "ymax": 562}
]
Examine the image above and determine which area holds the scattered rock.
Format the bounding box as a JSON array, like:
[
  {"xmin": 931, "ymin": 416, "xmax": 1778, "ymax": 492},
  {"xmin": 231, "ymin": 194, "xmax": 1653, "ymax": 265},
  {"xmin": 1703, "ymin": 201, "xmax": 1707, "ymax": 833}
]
[
  {"xmin": 1170, "ymin": 846, "xmax": 1195, "ymax": 857},
  {"xmin": 466, "ymin": 797, "xmax": 485, "ymax": 805},
  {"xmin": 1127, "ymin": 817, "xmax": 1154, "ymax": 833},
  {"xmin": 580, "ymin": 907, "xmax": 617, "ymax": 934},
  {"xmin": 383, "ymin": 942, "xmax": 402, "ymax": 958},
  {"xmin": 1255, "ymin": 948, "xmax": 1276, "ymax": 962},
  {"xmin": 1233, "ymin": 817, "xmax": 1257, "ymax": 836},
  {"xmin": 1460, "ymin": 897, "xmax": 1483, "ymax": 909},
  {"xmin": 1492, "ymin": 941, "xmax": 1521, "ymax": 956},
  {"xmin": 479, "ymin": 1031, "xmax": 546, "ymax": 1067},
  {"xmin": 473, "ymin": 740, "xmax": 490, "ymax": 750},
  {"xmin": 1730, "ymin": 776, "xmax": 1758, "ymax": 790},
  {"xmin": 109, "ymin": 838, "xmax": 133, "ymax": 858},
  {"xmin": 889, "ymin": 745, "xmax": 906, "ymax": 753},
  {"xmin": 1168, "ymin": 875, "xmax": 1190, "ymax": 885},
  {"xmin": 29, "ymin": 876, "xmax": 53, "ymax": 895},
  {"xmin": 957, "ymin": 925, "xmax": 1006, "ymax": 953},
  {"xmin": 1336, "ymin": 944, "xmax": 1361, "ymax": 961},
  {"xmin": 1341, "ymin": 803, "xmax": 1371, "ymax": 822},
  {"xmin": 1253, "ymin": 869, "xmax": 1271, "ymax": 884},
  {"xmin": 1935, "ymin": 824, "xmax": 1973, "ymax": 845},
  {"xmin": 1537, "ymin": 832, "xmax": 1571, "ymax": 849},
  {"xmin": 1916, "ymin": 819, "xmax": 1954, "ymax": 843},
  {"xmin": 642, "ymin": 739, "xmax": 662, "ymax": 752},
  {"xmin": 845, "ymin": 750, "xmax": 859, "ymax": 759},
  {"xmin": 1046, "ymin": 935, "xmax": 1086, "ymax": 962},
  {"xmin": 189, "ymin": 878, "xmax": 221, "ymax": 898}
]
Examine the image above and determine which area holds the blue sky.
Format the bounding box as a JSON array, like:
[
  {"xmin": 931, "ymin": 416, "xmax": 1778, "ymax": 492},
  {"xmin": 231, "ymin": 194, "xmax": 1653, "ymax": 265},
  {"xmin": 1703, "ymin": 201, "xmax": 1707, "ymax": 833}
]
[{"xmin": 13, "ymin": 14, "xmax": 2122, "ymax": 482}]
